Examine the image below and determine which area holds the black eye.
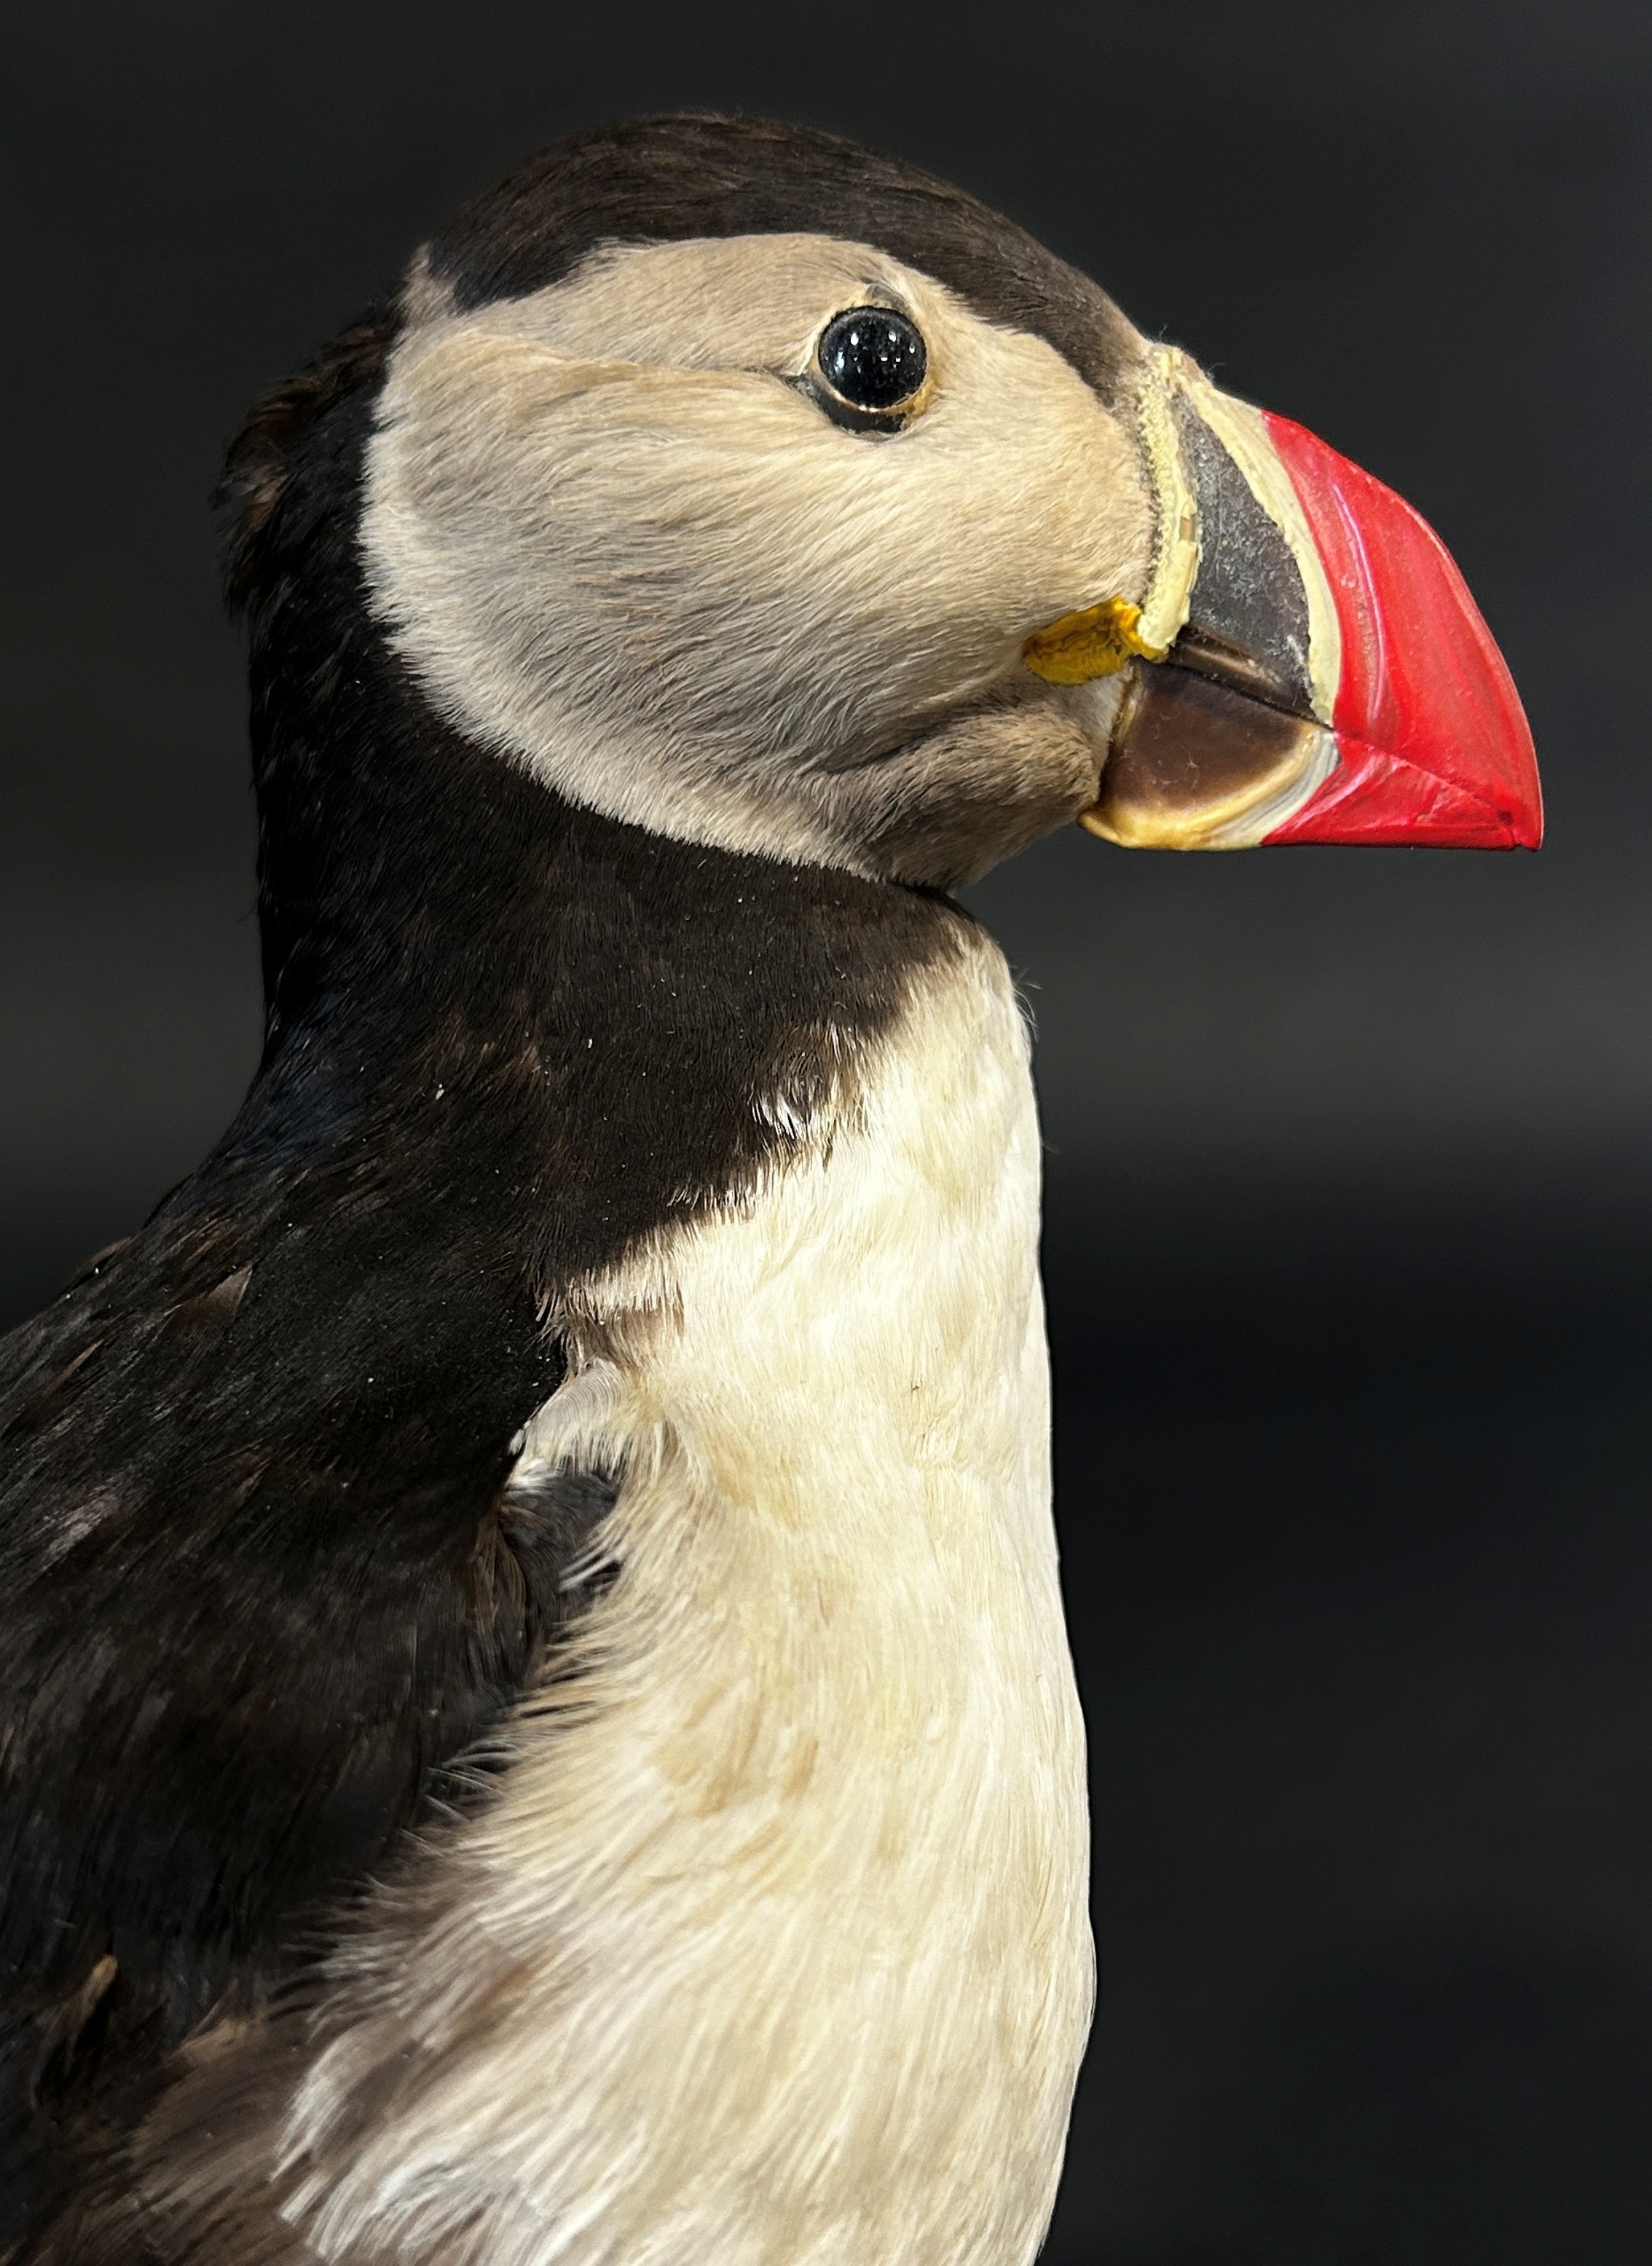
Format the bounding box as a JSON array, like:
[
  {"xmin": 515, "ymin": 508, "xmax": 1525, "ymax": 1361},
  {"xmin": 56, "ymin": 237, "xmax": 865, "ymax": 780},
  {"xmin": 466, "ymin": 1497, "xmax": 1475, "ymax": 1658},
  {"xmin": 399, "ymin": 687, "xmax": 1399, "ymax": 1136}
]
[{"xmin": 817, "ymin": 307, "xmax": 928, "ymax": 413}]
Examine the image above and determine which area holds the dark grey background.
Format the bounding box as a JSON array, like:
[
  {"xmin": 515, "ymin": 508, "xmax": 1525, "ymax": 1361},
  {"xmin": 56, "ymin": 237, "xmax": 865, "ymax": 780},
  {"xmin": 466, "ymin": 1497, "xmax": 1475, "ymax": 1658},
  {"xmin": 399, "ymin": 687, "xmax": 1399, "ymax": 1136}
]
[{"xmin": 4, "ymin": 3, "xmax": 1650, "ymax": 2257}]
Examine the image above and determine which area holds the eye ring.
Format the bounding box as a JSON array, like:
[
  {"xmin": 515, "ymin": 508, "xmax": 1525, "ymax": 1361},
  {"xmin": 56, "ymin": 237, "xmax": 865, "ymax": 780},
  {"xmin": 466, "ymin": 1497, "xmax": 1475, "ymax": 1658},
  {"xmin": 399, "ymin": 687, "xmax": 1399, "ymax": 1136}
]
[{"xmin": 811, "ymin": 306, "xmax": 929, "ymax": 425}]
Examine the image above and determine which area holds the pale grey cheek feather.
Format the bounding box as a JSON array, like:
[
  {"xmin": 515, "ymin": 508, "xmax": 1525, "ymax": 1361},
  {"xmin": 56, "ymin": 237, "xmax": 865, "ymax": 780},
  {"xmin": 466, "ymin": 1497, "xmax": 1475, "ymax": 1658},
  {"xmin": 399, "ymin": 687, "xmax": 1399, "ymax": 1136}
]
[
  {"xmin": 359, "ymin": 235, "xmax": 1152, "ymax": 885},
  {"xmin": 255, "ymin": 934, "xmax": 1092, "ymax": 2266},
  {"xmin": 857, "ymin": 676, "xmax": 1128, "ymax": 886}
]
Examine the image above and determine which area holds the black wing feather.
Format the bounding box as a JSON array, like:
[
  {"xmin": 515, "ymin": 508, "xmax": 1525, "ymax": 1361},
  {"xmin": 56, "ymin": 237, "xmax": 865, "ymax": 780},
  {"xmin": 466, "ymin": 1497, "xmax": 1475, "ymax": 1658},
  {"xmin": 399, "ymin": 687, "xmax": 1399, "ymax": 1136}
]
[{"xmin": 0, "ymin": 1149, "xmax": 586, "ymax": 2235}]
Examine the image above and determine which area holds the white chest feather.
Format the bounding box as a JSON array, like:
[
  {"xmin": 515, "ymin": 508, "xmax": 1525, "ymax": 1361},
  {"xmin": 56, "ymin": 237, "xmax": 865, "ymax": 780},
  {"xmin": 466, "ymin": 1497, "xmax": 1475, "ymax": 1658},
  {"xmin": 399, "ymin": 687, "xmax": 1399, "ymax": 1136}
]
[{"xmin": 279, "ymin": 935, "xmax": 1091, "ymax": 2266}]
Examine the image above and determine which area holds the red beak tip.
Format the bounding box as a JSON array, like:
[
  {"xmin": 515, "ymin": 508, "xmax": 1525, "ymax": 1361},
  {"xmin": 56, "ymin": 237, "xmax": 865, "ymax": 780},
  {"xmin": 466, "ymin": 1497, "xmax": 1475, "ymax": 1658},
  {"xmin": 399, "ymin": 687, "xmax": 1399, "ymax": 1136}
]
[
  {"xmin": 1264, "ymin": 739, "xmax": 1543, "ymax": 852},
  {"xmin": 1260, "ymin": 412, "xmax": 1542, "ymax": 855}
]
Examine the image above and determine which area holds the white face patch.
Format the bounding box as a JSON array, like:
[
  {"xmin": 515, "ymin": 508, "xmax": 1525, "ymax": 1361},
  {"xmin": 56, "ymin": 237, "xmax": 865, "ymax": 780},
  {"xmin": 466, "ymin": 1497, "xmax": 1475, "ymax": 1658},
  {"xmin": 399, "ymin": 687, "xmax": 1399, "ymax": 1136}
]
[{"xmin": 361, "ymin": 235, "xmax": 1153, "ymax": 883}]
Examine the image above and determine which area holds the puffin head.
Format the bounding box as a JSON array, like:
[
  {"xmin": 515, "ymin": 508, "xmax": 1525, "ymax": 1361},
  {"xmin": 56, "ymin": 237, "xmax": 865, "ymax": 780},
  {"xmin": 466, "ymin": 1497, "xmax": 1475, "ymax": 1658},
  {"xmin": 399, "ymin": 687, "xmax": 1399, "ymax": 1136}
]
[{"xmin": 227, "ymin": 114, "xmax": 1540, "ymax": 915}]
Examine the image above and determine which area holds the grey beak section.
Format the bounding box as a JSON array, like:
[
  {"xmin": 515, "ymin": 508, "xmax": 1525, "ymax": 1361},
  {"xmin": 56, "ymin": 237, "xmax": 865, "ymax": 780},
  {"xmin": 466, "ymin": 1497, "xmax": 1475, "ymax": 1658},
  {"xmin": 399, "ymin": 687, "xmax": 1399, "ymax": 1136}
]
[
  {"xmin": 1170, "ymin": 396, "xmax": 1316, "ymax": 722},
  {"xmin": 1082, "ymin": 360, "xmax": 1339, "ymax": 850}
]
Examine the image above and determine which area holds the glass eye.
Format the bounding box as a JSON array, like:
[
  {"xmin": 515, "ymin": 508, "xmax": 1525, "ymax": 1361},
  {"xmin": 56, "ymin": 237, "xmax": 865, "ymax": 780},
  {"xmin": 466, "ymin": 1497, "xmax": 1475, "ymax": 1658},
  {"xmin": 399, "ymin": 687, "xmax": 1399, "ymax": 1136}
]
[{"xmin": 816, "ymin": 307, "xmax": 928, "ymax": 413}]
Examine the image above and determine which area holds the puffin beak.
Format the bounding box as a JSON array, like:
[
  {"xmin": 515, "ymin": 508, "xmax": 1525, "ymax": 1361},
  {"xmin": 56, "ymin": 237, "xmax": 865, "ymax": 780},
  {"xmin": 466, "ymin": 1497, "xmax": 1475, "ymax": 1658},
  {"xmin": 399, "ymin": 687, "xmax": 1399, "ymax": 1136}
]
[{"xmin": 1025, "ymin": 350, "xmax": 1542, "ymax": 850}]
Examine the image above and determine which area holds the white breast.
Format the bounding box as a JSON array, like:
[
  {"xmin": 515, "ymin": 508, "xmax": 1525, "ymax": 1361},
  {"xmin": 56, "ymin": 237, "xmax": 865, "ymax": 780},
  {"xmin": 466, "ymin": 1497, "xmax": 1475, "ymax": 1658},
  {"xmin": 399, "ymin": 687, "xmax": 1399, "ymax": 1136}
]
[{"xmin": 278, "ymin": 929, "xmax": 1091, "ymax": 2266}]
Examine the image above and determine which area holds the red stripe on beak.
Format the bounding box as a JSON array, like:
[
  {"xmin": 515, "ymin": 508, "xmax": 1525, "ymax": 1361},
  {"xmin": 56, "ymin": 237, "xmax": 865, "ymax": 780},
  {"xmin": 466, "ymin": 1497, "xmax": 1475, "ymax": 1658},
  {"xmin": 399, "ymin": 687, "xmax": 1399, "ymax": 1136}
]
[{"xmin": 1260, "ymin": 414, "xmax": 1543, "ymax": 849}]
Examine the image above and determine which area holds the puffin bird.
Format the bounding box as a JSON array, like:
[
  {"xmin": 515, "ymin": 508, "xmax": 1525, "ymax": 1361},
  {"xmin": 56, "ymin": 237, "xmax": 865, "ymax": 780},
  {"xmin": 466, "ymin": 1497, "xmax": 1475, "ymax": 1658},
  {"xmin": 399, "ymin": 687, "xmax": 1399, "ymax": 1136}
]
[{"xmin": 0, "ymin": 115, "xmax": 1538, "ymax": 2266}]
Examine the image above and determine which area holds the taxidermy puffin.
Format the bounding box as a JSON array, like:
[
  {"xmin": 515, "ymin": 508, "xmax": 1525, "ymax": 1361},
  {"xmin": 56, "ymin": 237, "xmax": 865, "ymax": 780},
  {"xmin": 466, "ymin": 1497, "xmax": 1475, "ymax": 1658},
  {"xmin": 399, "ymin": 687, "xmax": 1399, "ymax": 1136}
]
[{"xmin": 0, "ymin": 115, "xmax": 1538, "ymax": 2265}]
